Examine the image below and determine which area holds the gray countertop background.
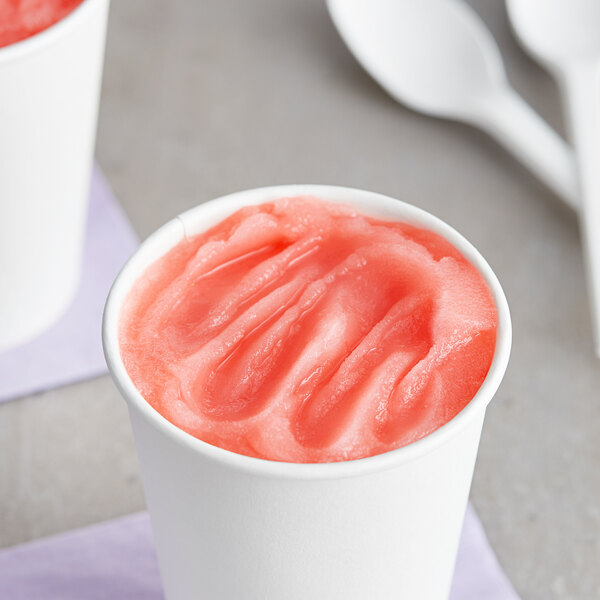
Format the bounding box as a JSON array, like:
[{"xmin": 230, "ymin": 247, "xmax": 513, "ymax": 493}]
[{"xmin": 1, "ymin": 1, "xmax": 599, "ymax": 599}]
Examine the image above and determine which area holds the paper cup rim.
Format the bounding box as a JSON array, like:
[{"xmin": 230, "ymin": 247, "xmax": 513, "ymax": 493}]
[
  {"xmin": 0, "ymin": 0, "xmax": 104, "ymax": 64},
  {"xmin": 103, "ymin": 184, "xmax": 511, "ymax": 480}
]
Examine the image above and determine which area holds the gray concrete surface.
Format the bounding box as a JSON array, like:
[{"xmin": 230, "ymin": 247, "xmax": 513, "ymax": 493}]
[{"xmin": 1, "ymin": 1, "xmax": 599, "ymax": 599}]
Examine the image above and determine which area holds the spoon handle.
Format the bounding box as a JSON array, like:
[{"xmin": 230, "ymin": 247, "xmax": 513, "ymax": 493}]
[
  {"xmin": 560, "ymin": 66, "xmax": 600, "ymax": 356},
  {"xmin": 476, "ymin": 89, "xmax": 578, "ymax": 209}
]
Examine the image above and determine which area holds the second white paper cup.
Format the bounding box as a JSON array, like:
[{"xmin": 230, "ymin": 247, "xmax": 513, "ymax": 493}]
[
  {"xmin": 103, "ymin": 185, "xmax": 511, "ymax": 600},
  {"xmin": 0, "ymin": 0, "xmax": 109, "ymax": 351}
]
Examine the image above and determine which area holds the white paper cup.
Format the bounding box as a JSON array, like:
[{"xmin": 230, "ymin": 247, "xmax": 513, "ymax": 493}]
[
  {"xmin": 0, "ymin": 0, "xmax": 109, "ymax": 351},
  {"xmin": 103, "ymin": 186, "xmax": 511, "ymax": 600}
]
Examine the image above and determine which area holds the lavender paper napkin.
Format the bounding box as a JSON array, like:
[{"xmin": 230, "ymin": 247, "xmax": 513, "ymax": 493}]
[
  {"xmin": 0, "ymin": 504, "xmax": 519, "ymax": 599},
  {"xmin": 450, "ymin": 504, "xmax": 520, "ymax": 600},
  {"xmin": 0, "ymin": 166, "xmax": 139, "ymax": 403}
]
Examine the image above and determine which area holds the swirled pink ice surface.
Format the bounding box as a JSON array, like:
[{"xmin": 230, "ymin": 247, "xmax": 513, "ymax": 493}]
[
  {"xmin": 120, "ymin": 197, "xmax": 498, "ymax": 463},
  {"xmin": 0, "ymin": 0, "xmax": 84, "ymax": 48}
]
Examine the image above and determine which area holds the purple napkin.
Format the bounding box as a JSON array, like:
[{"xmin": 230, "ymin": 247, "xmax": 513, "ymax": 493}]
[
  {"xmin": 450, "ymin": 504, "xmax": 519, "ymax": 600},
  {"xmin": 0, "ymin": 166, "xmax": 139, "ymax": 403},
  {"xmin": 0, "ymin": 504, "xmax": 519, "ymax": 599}
]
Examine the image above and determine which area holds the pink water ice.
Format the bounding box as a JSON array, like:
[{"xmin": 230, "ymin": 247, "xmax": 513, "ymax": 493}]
[
  {"xmin": 120, "ymin": 197, "xmax": 498, "ymax": 463},
  {"xmin": 0, "ymin": 0, "xmax": 85, "ymax": 48}
]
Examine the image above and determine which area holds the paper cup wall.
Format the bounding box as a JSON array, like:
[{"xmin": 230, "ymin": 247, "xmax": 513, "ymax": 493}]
[
  {"xmin": 103, "ymin": 185, "xmax": 512, "ymax": 600},
  {"xmin": 0, "ymin": 0, "xmax": 110, "ymax": 351}
]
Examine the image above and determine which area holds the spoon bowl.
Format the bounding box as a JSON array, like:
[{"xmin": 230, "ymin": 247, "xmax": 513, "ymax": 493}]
[
  {"xmin": 507, "ymin": 0, "xmax": 600, "ymax": 66},
  {"xmin": 328, "ymin": 0, "xmax": 505, "ymax": 119}
]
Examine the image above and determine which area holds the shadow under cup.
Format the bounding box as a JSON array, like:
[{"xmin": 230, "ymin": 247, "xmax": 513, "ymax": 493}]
[{"xmin": 103, "ymin": 185, "xmax": 511, "ymax": 600}]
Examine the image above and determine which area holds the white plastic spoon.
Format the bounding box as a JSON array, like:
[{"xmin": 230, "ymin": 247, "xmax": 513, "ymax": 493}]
[
  {"xmin": 506, "ymin": 0, "xmax": 600, "ymax": 356},
  {"xmin": 327, "ymin": 0, "xmax": 578, "ymax": 209}
]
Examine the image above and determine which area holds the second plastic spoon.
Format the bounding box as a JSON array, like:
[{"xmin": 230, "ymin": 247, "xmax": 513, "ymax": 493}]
[{"xmin": 507, "ymin": 0, "xmax": 600, "ymax": 356}]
